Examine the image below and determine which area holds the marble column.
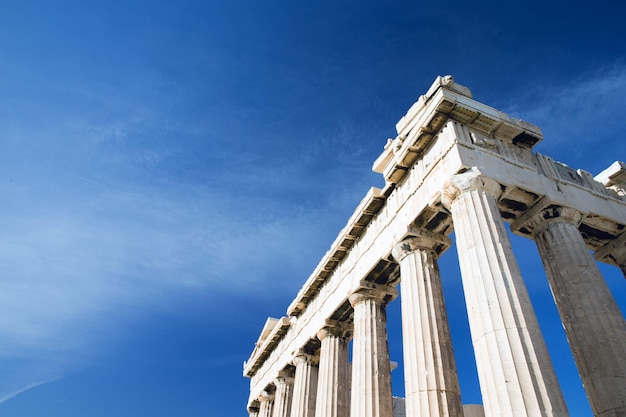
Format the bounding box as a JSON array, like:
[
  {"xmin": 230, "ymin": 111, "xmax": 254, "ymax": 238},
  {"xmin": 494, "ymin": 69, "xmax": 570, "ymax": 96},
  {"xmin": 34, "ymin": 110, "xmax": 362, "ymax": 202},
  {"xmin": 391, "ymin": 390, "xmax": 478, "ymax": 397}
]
[
  {"xmin": 513, "ymin": 204, "xmax": 626, "ymax": 417},
  {"xmin": 259, "ymin": 391, "xmax": 275, "ymax": 417},
  {"xmin": 391, "ymin": 229, "xmax": 463, "ymax": 417},
  {"xmin": 442, "ymin": 169, "xmax": 568, "ymax": 417},
  {"xmin": 274, "ymin": 370, "xmax": 295, "ymax": 417},
  {"xmin": 349, "ymin": 282, "xmax": 398, "ymax": 417},
  {"xmin": 315, "ymin": 320, "xmax": 352, "ymax": 417},
  {"xmin": 290, "ymin": 351, "xmax": 319, "ymax": 417}
]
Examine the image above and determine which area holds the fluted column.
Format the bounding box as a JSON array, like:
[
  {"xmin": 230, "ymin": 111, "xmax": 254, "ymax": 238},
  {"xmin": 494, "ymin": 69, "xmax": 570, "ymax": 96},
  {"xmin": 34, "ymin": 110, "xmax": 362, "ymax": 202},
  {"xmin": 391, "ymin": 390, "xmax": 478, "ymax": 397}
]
[
  {"xmin": 513, "ymin": 204, "xmax": 626, "ymax": 417},
  {"xmin": 442, "ymin": 168, "xmax": 568, "ymax": 417},
  {"xmin": 391, "ymin": 229, "xmax": 463, "ymax": 417},
  {"xmin": 290, "ymin": 351, "xmax": 319, "ymax": 417},
  {"xmin": 315, "ymin": 320, "xmax": 352, "ymax": 417},
  {"xmin": 349, "ymin": 282, "xmax": 398, "ymax": 417},
  {"xmin": 274, "ymin": 370, "xmax": 295, "ymax": 417},
  {"xmin": 259, "ymin": 391, "xmax": 275, "ymax": 417}
]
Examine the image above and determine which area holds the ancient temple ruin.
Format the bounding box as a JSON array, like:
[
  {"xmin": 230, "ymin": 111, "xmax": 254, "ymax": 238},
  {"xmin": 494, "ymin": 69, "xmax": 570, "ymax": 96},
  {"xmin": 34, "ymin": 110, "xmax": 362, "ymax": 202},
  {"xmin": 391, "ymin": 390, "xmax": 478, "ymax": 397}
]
[{"xmin": 243, "ymin": 76, "xmax": 626, "ymax": 417}]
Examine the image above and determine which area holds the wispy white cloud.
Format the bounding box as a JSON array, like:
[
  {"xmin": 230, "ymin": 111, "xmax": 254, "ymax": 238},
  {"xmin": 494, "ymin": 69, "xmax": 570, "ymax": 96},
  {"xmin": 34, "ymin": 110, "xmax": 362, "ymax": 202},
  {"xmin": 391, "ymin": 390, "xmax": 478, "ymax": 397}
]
[
  {"xmin": 0, "ymin": 108, "xmax": 377, "ymax": 403},
  {"xmin": 502, "ymin": 64, "xmax": 626, "ymax": 172},
  {"xmin": 0, "ymin": 379, "xmax": 57, "ymax": 404}
]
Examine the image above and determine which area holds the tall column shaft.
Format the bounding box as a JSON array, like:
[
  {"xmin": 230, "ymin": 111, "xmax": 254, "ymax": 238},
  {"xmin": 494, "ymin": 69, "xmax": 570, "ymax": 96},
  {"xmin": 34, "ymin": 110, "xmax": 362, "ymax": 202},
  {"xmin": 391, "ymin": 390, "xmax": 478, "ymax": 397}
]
[
  {"xmin": 349, "ymin": 282, "xmax": 397, "ymax": 417},
  {"xmin": 517, "ymin": 206, "xmax": 626, "ymax": 417},
  {"xmin": 315, "ymin": 320, "xmax": 351, "ymax": 417},
  {"xmin": 392, "ymin": 230, "xmax": 463, "ymax": 417},
  {"xmin": 290, "ymin": 352, "xmax": 319, "ymax": 417},
  {"xmin": 274, "ymin": 371, "xmax": 295, "ymax": 417},
  {"xmin": 258, "ymin": 392, "xmax": 275, "ymax": 417},
  {"xmin": 442, "ymin": 169, "xmax": 568, "ymax": 417}
]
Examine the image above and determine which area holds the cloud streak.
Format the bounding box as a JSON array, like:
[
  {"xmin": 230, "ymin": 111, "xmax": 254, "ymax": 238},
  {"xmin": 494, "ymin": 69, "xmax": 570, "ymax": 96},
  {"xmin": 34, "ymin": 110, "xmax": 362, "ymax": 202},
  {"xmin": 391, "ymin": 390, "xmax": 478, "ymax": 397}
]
[
  {"xmin": 503, "ymin": 64, "xmax": 626, "ymax": 172},
  {"xmin": 0, "ymin": 379, "xmax": 57, "ymax": 405},
  {"xmin": 0, "ymin": 104, "xmax": 380, "ymax": 402}
]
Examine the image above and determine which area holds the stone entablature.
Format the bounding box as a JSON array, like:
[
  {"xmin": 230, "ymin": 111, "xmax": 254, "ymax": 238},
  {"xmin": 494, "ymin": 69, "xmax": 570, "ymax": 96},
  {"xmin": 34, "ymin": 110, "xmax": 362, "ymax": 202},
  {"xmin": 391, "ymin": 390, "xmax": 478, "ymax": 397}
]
[{"xmin": 244, "ymin": 76, "xmax": 626, "ymax": 417}]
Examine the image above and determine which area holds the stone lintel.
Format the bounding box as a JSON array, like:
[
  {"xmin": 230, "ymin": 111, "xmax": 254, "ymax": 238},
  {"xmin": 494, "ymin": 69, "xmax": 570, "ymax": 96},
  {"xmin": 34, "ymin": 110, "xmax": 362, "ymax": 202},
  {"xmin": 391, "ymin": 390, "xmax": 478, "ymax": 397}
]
[
  {"xmin": 286, "ymin": 187, "xmax": 385, "ymax": 317},
  {"xmin": 594, "ymin": 231, "xmax": 626, "ymax": 272},
  {"xmin": 595, "ymin": 160, "xmax": 626, "ymax": 187},
  {"xmin": 394, "ymin": 75, "xmax": 471, "ymax": 137},
  {"xmin": 511, "ymin": 196, "xmax": 584, "ymax": 237},
  {"xmin": 244, "ymin": 317, "xmax": 291, "ymax": 377},
  {"xmin": 375, "ymin": 76, "xmax": 542, "ymax": 183}
]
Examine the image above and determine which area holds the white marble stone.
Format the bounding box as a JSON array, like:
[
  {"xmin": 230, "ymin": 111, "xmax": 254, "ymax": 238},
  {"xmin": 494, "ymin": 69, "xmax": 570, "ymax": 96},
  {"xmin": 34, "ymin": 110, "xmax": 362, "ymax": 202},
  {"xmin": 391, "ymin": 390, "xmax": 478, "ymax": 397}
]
[
  {"xmin": 315, "ymin": 320, "xmax": 351, "ymax": 417},
  {"xmin": 349, "ymin": 283, "xmax": 397, "ymax": 417},
  {"xmin": 391, "ymin": 230, "xmax": 463, "ymax": 417},
  {"xmin": 463, "ymin": 405, "xmax": 485, "ymax": 417},
  {"xmin": 258, "ymin": 392, "xmax": 274, "ymax": 417},
  {"xmin": 442, "ymin": 169, "xmax": 568, "ymax": 417},
  {"xmin": 244, "ymin": 76, "xmax": 626, "ymax": 416},
  {"xmin": 514, "ymin": 205, "xmax": 626, "ymax": 417},
  {"xmin": 290, "ymin": 352, "xmax": 318, "ymax": 417},
  {"xmin": 273, "ymin": 371, "xmax": 295, "ymax": 417}
]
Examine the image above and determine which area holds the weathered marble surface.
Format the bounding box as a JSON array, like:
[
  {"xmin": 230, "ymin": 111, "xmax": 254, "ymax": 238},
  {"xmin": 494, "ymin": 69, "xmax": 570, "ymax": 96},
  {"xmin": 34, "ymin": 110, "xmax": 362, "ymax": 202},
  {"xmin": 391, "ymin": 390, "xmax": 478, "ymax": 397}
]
[
  {"xmin": 244, "ymin": 76, "xmax": 626, "ymax": 417},
  {"xmin": 514, "ymin": 205, "xmax": 626, "ymax": 417},
  {"xmin": 392, "ymin": 231, "xmax": 463, "ymax": 417}
]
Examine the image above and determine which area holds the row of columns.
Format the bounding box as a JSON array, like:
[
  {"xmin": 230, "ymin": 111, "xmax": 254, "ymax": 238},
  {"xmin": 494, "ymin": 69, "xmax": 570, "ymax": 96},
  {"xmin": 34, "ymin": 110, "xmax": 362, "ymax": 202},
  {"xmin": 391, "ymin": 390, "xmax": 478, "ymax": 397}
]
[
  {"xmin": 250, "ymin": 168, "xmax": 625, "ymax": 417},
  {"xmin": 443, "ymin": 172, "xmax": 568, "ymax": 417},
  {"xmin": 443, "ymin": 169, "xmax": 626, "ymax": 417},
  {"xmin": 250, "ymin": 283, "xmax": 397, "ymax": 417}
]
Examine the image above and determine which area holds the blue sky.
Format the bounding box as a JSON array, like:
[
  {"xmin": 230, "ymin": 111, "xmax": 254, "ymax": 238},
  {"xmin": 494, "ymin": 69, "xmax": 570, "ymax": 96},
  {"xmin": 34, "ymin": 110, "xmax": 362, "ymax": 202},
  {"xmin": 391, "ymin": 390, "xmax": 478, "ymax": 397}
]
[{"xmin": 0, "ymin": 1, "xmax": 625, "ymax": 416}]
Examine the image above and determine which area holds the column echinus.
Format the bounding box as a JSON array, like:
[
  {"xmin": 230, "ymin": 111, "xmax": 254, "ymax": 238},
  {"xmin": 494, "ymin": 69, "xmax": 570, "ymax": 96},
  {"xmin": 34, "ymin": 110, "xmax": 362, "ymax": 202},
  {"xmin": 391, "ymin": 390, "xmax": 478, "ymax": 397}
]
[
  {"xmin": 290, "ymin": 350, "xmax": 319, "ymax": 417},
  {"xmin": 273, "ymin": 370, "xmax": 295, "ymax": 417},
  {"xmin": 512, "ymin": 203, "xmax": 626, "ymax": 417},
  {"xmin": 441, "ymin": 168, "xmax": 568, "ymax": 417},
  {"xmin": 391, "ymin": 228, "xmax": 463, "ymax": 417},
  {"xmin": 257, "ymin": 391, "xmax": 275, "ymax": 417},
  {"xmin": 348, "ymin": 281, "xmax": 398, "ymax": 417},
  {"xmin": 315, "ymin": 320, "xmax": 352, "ymax": 417},
  {"xmin": 248, "ymin": 402, "xmax": 260, "ymax": 417}
]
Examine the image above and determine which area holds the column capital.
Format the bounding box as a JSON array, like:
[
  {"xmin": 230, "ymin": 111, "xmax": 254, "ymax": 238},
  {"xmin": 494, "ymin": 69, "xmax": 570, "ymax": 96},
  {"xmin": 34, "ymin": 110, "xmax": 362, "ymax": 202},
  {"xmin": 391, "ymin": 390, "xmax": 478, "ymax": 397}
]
[
  {"xmin": 392, "ymin": 227, "xmax": 451, "ymax": 261},
  {"xmin": 441, "ymin": 168, "xmax": 501, "ymax": 209},
  {"xmin": 274, "ymin": 369, "xmax": 294, "ymax": 386},
  {"xmin": 292, "ymin": 350, "xmax": 319, "ymax": 367},
  {"xmin": 348, "ymin": 281, "xmax": 398, "ymax": 307},
  {"xmin": 511, "ymin": 199, "xmax": 583, "ymax": 237},
  {"xmin": 317, "ymin": 319, "xmax": 352, "ymax": 342},
  {"xmin": 258, "ymin": 390, "xmax": 275, "ymax": 402}
]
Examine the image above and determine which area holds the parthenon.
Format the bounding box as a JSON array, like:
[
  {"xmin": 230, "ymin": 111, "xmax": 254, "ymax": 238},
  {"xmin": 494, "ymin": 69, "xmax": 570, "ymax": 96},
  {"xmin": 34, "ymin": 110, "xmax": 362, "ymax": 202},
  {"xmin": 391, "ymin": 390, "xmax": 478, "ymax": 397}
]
[{"xmin": 243, "ymin": 76, "xmax": 626, "ymax": 417}]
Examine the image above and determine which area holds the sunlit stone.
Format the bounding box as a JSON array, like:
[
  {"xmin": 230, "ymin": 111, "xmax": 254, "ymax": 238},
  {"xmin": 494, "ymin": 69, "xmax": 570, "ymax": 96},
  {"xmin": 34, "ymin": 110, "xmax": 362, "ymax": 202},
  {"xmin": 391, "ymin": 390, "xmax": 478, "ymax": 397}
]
[{"xmin": 243, "ymin": 76, "xmax": 626, "ymax": 417}]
